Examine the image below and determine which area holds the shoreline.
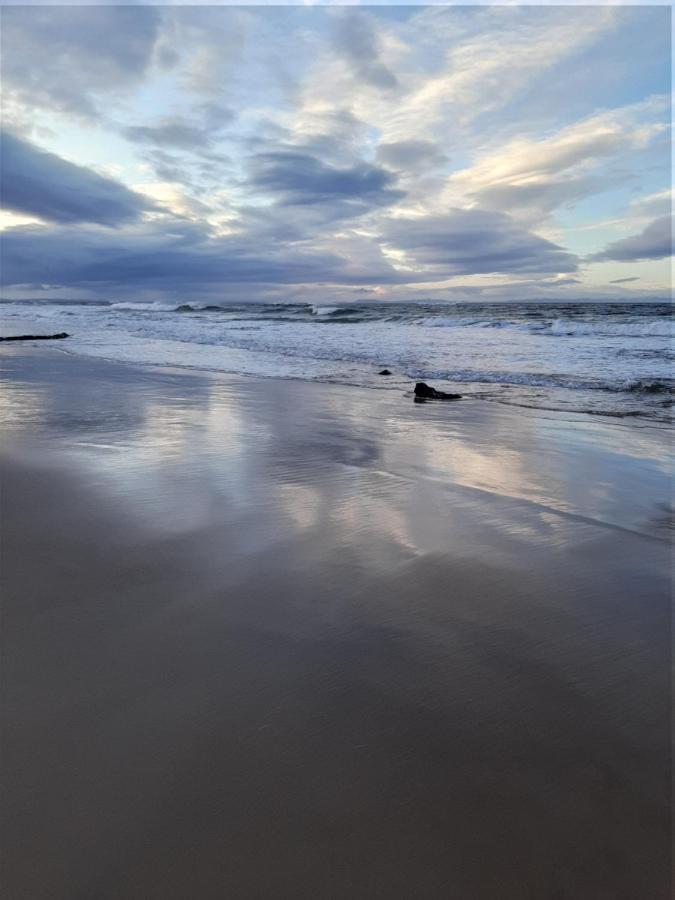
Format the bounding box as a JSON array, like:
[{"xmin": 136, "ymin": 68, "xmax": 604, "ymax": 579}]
[
  {"xmin": 6, "ymin": 341, "xmax": 675, "ymax": 430},
  {"xmin": 1, "ymin": 347, "xmax": 671, "ymax": 899},
  {"xmin": 1, "ymin": 295, "xmax": 672, "ymax": 424}
]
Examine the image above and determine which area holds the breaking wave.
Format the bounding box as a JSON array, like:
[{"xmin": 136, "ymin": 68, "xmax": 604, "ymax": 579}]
[
  {"xmin": 416, "ymin": 316, "xmax": 673, "ymax": 338},
  {"xmin": 542, "ymin": 318, "xmax": 673, "ymax": 338}
]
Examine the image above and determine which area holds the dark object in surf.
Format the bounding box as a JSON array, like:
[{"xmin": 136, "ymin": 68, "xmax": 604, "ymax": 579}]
[
  {"xmin": 0, "ymin": 332, "xmax": 69, "ymax": 342},
  {"xmin": 176, "ymin": 304, "xmax": 194, "ymax": 312},
  {"xmin": 414, "ymin": 382, "xmax": 462, "ymax": 401},
  {"xmin": 378, "ymin": 369, "xmax": 392, "ymax": 375},
  {"xmin": 633, "ymin": 380, "xmax": 669, "ymax": 395}
]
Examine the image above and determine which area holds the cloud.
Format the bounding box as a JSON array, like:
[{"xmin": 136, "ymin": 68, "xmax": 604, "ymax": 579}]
[
  {"xmin": 626, "ymin": 189, "xmax": 672, "ymax": 222},
  {"xmin": 445, "ymin": 100, "xmax": 668, "ymax": 221},
  {"xmin": 609, "ymin": 276, "xmax": 640, "ymax": 284},
  {"xmin": 121, "ymin": 105, "xmax": 235, "ymax": 191},
  {"xmin": 160, "ymin": 7, "xmax": 249, "ymax": 97},
  {"xmin": 1, "ymin": 6, "xmax": 161, "ymax": 119},
  {"xmin": 123, "ymin": 104, "xmax": 234, "ymax": 153},
  {"xmin": 262, "ymin": 109, "xmax": 368, "ymax": 168},
  {"xmin": 0, "ymin": 131, "xmax": 153, "ymax": 226},
  {"xmin": 382, "ymin": 210, "xmax": 577, "ymax": 275},
  {"xmin": 0, "ymin": 220, "xmax": 403, "ymax": 295},
  {"xmin": 376, "ymin": 140, "xmax": 447, "ymax": 172},
  {"xmin": 371, "ymin": 6, "xmax": 620, "ymax": 141},
  {"xmin": 333, "ymin": 11, "xmax": 398, "ymax": 91},
  {"xmin": 124, "ymin": 121, "xmax": 212, "ymax": 153},
  {"xmin": 0, "ymin": 5, "xmax": 670, "ymax": 301},
  {"xmin": 591, "ymin": 216, "xmax": 672, "ymax": 262},
  {"xmin": 248, "ymin": 150, "xmax": 404, "ymax": 215},
  {"xmin": 139, "ymin": 150, "xmax": 191, "ymax": 185}
]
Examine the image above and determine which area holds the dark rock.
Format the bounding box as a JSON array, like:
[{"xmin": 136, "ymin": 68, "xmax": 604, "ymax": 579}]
[
  {"xmin": 175, "ymin": 304, "xmax": 194, "ymax": 312},
  {"xmin": 0, "ymin": 332, "xmax": 69, "ymax": 342},
  {"xmin": 378, "ymin": 369, "xmax": 392, "ymax": 375},
  {"xmin": 414, "ymin": 382, "xmax": 461, "ymax": 401},
  {"xmin": 636, "ymin": 381, "xmax": 669, "ymax": 395}
]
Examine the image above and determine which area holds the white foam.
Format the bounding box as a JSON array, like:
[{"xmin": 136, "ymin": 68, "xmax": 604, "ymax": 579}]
[
  {"xmin": 418, "ymin": 317, "xmax": 493, "ymax": 328},
  {"xmin": 544, "ymin": 318, "xmax": 674, "ymax": 338},
  {"xmin": 108, "ymin": 300, "xmax": 172, "ymax": 311},
  {"xmin": 310, "ymin": 305, "xmax": 342, "ymax": 316},
  {"xmin": 417, "ymin": 316, "xmax": 674, "ymax": 338}
]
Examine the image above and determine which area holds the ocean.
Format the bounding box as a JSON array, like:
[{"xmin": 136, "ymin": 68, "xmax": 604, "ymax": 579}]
[{"xmin": 1, "ymin": 299, "xmax": 672, "ymax": 422}]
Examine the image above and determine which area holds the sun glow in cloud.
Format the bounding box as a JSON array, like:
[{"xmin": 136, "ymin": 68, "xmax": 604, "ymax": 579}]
[{"xmin": 0, "ymin": 5, "xmax": 671, "ymax": 302}]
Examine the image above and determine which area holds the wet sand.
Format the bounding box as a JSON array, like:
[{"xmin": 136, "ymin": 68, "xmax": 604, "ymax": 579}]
[{"xmin": 1, "ymin": 349, "xmax": 671, "ymax": 899}]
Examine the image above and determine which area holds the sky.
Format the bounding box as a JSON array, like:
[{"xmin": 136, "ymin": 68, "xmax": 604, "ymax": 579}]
[{"xmin": 0, "ymin": 4, "xmax": 672, "ymax": 303}]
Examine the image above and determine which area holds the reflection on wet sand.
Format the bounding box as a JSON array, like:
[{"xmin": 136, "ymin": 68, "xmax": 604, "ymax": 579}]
[{"xmin": 1, "ymin": 349, "xmax": 671, "ymax": 900}]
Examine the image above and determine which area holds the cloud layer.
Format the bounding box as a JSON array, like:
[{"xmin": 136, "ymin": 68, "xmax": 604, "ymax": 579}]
[
  {"xmin": 0, "ymin": 6, "xmax": 671, "ymax": 300},
  {"xmin": 2, "ymin": 6, "xmax": 161, "ymax": 120},
  {"xmin": 1, "ymin": 131, "xmax": 152, "ymax": 225},
  {"xmin": 1, "ymin": 220, "xmax": 404, "ymax": 294},
  {"xmin": 384, "ymin": 211, "xmax": 577, "ymax": 275}
]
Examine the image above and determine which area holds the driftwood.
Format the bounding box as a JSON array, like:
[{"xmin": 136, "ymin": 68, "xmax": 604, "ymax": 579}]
[{"xmin": 0, "ymin": 332, "xmax": 70, "ymax": 342}]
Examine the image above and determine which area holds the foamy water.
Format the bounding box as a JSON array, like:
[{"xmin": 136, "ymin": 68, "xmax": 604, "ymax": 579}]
[{"xmin": 1, "ymin": 299, "xmax": 672, "ymax": 421}]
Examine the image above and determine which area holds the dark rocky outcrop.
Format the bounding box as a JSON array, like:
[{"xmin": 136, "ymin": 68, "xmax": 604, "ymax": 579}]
[
  {"xmin": 378, "ymin": 369, "xmax": 392, "ymax": 375},
  {"xmin": 414, "ymin": 382, "xmax": 462, "ymax": 401},
  {"xmin": 0, "ymin": 332, "xmax": 69, "ymax": 342},
  {"xmin": 175, "ymin": 304, "xmax": 194, "ymax": 312}
]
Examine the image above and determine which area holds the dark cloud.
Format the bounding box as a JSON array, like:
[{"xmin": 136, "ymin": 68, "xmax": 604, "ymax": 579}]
[
  {"xmin": 383, "ymin": 210, "xmax": 578, "ymax": 275},
  {"xmin": 123, "ymin": 105, "xmax": 234, "ymax": 152},
  {"xmin": 249, "ymin": 150, "xmax": 404, "ymax": 215},
  {"xmin": 200, "ymin": 103, "xmax": 236, "ymax": 130},
  {"xmin": 121, "ymin": 105, "xmax": 234, "ymax": 188},
  {"xmin": 141, "ymin": 150, "xmax": 188, "ymax": 185},
  {"xmin": 333, "ymin": 12, "xmax": 398, "ymax": 90},
  {"xmin": 609, "ymin": 276, "xmax": 640, "ymax": 284},
  {"xmin": 376, "ymin": 140, "xmax": 448, "ymax": 172},
  {"xmin": 118, "ymin": 138, "xmax": 230, "ymax": 200},
  {"xmin": 591, "ymin": 216, "xmax": 672, "ymax": 262},
  {"xmin": 0, "ymin": 221, "xmax": 403, "ymax": 294},
  {"xmin": 124, "ymin": 121, "xmax": 213, "ymax": 152},
  {"xmin": 1, "ymin": 206, "xmax": 578, "ymax": 299},
  {"xmin": 128, "ymin": 147, "xmax": 231, "ymax": 196},
  {"xmin": 0, "ymin": 131, "xmax": 153, "ymax": 226},
  {"xmin": 1, "ymin": 6, "xmax": 161, "ymax": 119},
  {"xmin": 285, "ymin": 111, "xmax": 367, "ymax": 165}
]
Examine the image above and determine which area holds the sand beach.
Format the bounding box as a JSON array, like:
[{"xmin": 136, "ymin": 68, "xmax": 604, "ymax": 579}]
[{"xmin": 1, "ymin": 347, "xmax": 671, "ymax": 899}]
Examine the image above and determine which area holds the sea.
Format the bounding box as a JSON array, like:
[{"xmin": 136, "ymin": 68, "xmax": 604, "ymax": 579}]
[{"xmin": 1, "ymin": 299, "xmax": 672, "ymax": 422}]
